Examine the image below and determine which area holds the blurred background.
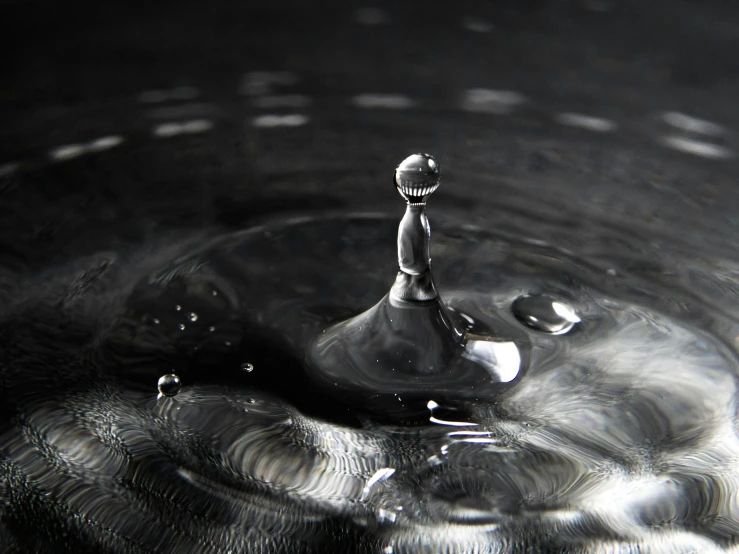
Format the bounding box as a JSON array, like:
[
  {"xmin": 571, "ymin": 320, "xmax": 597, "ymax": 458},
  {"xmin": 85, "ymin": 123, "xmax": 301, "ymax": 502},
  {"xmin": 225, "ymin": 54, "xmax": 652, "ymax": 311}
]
[{"xmin": 2, "ymin": 0, "xmax": 738, "ymax": 268}]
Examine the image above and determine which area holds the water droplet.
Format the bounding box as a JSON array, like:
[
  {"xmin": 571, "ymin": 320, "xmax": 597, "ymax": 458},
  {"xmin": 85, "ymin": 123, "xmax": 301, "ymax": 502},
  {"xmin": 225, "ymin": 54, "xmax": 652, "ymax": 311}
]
[
  {"xmin": 188, "ymin": 312, "xmax": 198, "ymax": 322},
  {"xmin": 179, "ymin": 324, "xmax": 186, "ymax": 331},
  {"xmin": 512, "ymin": 294, "xmax": 580, "ymax": 335},
  {"xmin": 152, "ymin": 318, "xmax": 160, "ymax": 325},
  {"xmin": 246, "ymin": 398, "xmax": 255, "ymax": 404},
  {"xmin": 241, "ymin": 362, "xmax": 254, "ymax": 373},
  {"xmin": 175, "ymin": 305, "xmax": 182, "ymax": 311},
  {"xmin": 394, "ymin": 153, "xmax": 441, "ymax": 203},
  {"xmin": 208, "ymin": 326, "xmax": 216, "ymax": 332},
  {"xmin": 157, "ymin": 373, "xmax": 181, "ymax": 397},
  {"xmin": 211, "ymin": 290, "xmax": 218, "ymax": 296}
]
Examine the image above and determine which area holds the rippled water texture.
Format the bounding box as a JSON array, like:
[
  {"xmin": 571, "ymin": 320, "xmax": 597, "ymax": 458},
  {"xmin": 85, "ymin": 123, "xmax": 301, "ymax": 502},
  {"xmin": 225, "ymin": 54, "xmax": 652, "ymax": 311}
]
[{"xmin": 0, "ymin": 211, "xmax": 737, "ymax": 553}]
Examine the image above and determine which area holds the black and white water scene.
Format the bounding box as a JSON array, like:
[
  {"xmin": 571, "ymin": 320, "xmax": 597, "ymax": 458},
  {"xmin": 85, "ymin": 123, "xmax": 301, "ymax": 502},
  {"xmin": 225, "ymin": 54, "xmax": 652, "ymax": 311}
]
[{"xmin": 2, "ymin": 1, "xmax": 738, "ymax": 552}]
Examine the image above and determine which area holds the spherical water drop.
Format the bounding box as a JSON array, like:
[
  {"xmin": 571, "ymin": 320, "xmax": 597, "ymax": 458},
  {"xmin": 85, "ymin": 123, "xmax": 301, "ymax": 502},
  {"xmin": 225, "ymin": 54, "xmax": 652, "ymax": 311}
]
[
  {"xmin": 394, "ymin": 153, "xmax": 441, "ymax": 204},
  {"xmin": 241, "ymin": 362, "xmax": 254, "ymax": 373},
  {"xmin": 175, "ymin": 305, "xmax": 182, "ymax": 311},
  {"xmin": 188, "ymin": 312, "xmax": 198, "ymax": 322},
  {"xmin": 208, "ymin": 326, "xmax": 216, "ymax": 332},
  {"xmin": 179, "ymin": 323, "xmax": 186, "ymax": 331},
  {"xmin": 157, "ymin": 373, "xmax": 181, "ymax": 397},
  {"xmin": 512, "ymin": 294, "xmax": 580, "ymax": 335}
]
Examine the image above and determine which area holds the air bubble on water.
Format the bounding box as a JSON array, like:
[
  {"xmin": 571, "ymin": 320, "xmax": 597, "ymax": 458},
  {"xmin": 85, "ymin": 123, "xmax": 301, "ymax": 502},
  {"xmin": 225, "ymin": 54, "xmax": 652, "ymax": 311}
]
[
  {"xmin": 188, "ymin": 312, "xmax": 198, "ymax": 322},
  {"xmin": 175, "ymin": 305, "xmax": 182, "ymax": 311},
  {"xmin": 157, "ymin": 373, "xmax": 181, "ymax": 397},
  {"xmin": 208, "ymin": 326, "xmax": 216, "ymax": 332},
  {"xmin": 512, "ymin": 293, "xmax": 580, "ymax": 335},
  {"xmin": 247, "ymin": 398, "xmax": 255, "ymax": 404},
  {"xmin": 179, "ymin": 324, "xmax": 186, "ymax": 331},
  {"xmin": 153, "ymin": 318, "xmax": 160, "ymax": 325},
  {"xmin": 241, "ymin": 362, "xmax": 254, "ymax": 373}
]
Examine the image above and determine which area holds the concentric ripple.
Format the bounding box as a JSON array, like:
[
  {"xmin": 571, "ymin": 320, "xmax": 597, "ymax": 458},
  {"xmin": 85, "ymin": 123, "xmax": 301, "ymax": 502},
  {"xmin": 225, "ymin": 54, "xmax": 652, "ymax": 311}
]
[{"xmin": 0, "ymin": 212, "xmax": 737, "ymax": 553}]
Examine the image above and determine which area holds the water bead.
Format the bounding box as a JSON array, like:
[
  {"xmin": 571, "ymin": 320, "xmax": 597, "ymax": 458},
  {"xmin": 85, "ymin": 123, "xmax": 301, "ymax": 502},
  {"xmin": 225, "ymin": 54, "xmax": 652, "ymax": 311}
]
[
  {"xmin": 512, "ymin": 294, "xmax": 580, "ymax": 335},
  {"xmin": 394, "ymin": 153, "xmax": 441, "ymax": 204},
  {"xmin": 157, "ymin": 373, "xmax": 181, "ymax": 397}
]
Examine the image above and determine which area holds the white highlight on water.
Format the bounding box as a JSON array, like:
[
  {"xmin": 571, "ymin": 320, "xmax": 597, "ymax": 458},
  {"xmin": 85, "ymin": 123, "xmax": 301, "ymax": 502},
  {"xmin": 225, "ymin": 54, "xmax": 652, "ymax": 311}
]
[
  {"xmin": 552, "ymin": 302, "xmax": 582, "ymax": 323},
  {"xmin": 153, "ymin": 119, "xmax": 214, "ymax": 137},
  {"xmin": 429, "ymin": 416, "xmax": 479, "ymax": 427},
  {"xmin": 662, "ymin": 111, "xmax": 725, "ymax": 136},
  {"xmin": 49, "ymin": 144, "xmax": 87, "ymax": 161},
  {"xmin": 555, "ymin": 112, "xmax": 617, "ymax": 132},
  {"xmin": 462, "ymin": 15, "xmax": 494, "ymax": 33},
  {"xmin": 87, "ymin": 135, "xmax": 124, "ymax": 152},
  {"xmin": 361, "ymin": 467, "xmax": 395, "ymax": 500},
  {"xmin": 252, "ymin": 114, "xmax": 310, "ymax": 128},
  {"xmin": 355, "ymin": 7, "xmax": 388, "ymax": 25},
  {"xmin": 463, "ymin": 340, "xmax": 521, "ymax": 382},
  {"xmin": 662, "ymin": 135, "xmax": 733, "ymax": 159},
  {"xmin": 50, "ymin": 135, "xmax": 125, "ymax": 161},
  {"xmin": 181, "ymin": 119, "xmax": 214, "ymax": 133},
  {"xmin": 352, "ymin": 93, "xmax": 415, "ymax": 109},
  {"xmin": 462, "ymin": 88, "xmax": 526, "ymax": 114},
  {"xmin": 427, "ymin": 400, "xmax": 478, "ymax": 427}
]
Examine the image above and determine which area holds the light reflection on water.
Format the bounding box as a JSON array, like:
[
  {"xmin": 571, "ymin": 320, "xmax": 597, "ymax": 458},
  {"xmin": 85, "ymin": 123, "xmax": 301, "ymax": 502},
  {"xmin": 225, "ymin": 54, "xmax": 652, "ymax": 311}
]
[{"xmin": 0, "ymin": 213, "xmax": 737, "ymax": 552}]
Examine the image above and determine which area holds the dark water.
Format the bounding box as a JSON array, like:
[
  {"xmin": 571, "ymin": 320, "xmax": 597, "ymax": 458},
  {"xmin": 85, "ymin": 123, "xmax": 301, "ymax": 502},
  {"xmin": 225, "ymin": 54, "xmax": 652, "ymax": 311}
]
[{"xmin": 3, "ymin": 1, "xmax": 739, "ymax": 552}]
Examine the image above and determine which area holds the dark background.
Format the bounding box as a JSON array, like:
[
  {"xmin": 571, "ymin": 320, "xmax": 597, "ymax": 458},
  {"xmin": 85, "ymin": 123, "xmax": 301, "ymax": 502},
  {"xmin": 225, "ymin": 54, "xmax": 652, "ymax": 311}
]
[{"xmin": 2, "ymin": 0, "xmax": 738, "ymax": 273}]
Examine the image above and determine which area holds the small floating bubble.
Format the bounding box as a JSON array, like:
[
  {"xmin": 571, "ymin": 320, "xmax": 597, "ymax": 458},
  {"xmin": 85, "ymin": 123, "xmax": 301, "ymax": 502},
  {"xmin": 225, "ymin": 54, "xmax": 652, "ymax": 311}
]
[
  {"xmin": 179, "ymin": 324, "xmax": 186, "ymax": 331},
  {"xmin": 157, "ymin": 373, "xmax": 181, "ymax": 397},
  {"xmin": 211, "ymin": 290, "xmax": 218, "ymax": 296},
  {"xmin": 246, "ymin": 398, "xmax": 255, "ymax": 404},
  {"xmin": 152, "ymin": 318, "xmax": 160, "ymax": 325},
  {"xmin": 241, "ymin": 362, "xmax": 254, "ymax": 373},
  {"xmin": 512, "ymin": 294, "xmax": 580, "ymax": 335},
  {"xmin": 188, "ymin": 312, "xmax": 198, "ymax": 322},
  {"xmin": 208, "ymin": 326, "xmax": 216, "ymax": 332},
  {"xmin": 175, "ymin": 305, "xmax": 182, "ymax": 311}
]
